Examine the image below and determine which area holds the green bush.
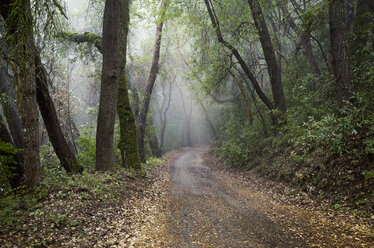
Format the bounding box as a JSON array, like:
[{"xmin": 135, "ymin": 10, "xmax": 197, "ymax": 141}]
[
  {"xmin": 76, "ymin": 135, "xmax": 96, "ymax": 168},
  {"xmin": 0, "ymin": 140, "xmax": 20, "ymax": 191}
]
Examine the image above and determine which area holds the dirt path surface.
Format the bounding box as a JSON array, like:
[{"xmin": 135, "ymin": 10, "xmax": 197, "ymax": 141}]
[
  {"xmin": 167, "ymin": 146, "xmax": 304, "ymax": 247},
  {"xmin": 131, "ymin": 146, "xmax": 374, "ymax": 248}
]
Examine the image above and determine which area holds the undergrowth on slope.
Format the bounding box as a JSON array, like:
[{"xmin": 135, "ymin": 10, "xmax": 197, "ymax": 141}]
[{"xmin": 213, "ymin": 59, "xmax": 374, "ymax": 216}]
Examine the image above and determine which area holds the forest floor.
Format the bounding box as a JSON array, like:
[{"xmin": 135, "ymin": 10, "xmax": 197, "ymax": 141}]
[
  {"xmin": 1, "ymin": 146, "xmax": 374, "ymax": 247},
  {"xmin": 131, "ymin": 145, "xmax": 374, "ymax": 248}
]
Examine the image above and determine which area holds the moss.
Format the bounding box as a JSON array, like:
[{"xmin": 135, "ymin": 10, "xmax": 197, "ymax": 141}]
[
  {"xmin": 117, "ymin": 0, "xmax": 141, "ymax": 170},
  {"xmin": 117, "ymin": 74, "xmax": 142, "ymax": 170}
]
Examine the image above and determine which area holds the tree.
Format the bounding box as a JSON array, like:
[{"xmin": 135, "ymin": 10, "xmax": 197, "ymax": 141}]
[
  {"xmin": 203, "ymin": 0, "xmax": 277, "ymax": 122},
  {"xmin": 117, "ymin": 0, "xmax": 142, "ymax": 170},
  {"xmin": 0, "ymin": 59, "xmax": 23, "ymax": 152},
  {"xmin": 1, "ymin": 0, "xmax": 40, "ymax": 186},
  {"xmin": 282, "ymin": 5, "xmax": 321, "ymax": 76},
  {"xmin": 95, "ymin": 0, "xmax": 121, "ymax": 171},
  {"xmin": 247, "ymin": 0, "xmax": 286, "ymax": 115},
  {"xmin": 328, "ymin": 0, "xmax": 353, "ymax": 109},
  {"xmin": 1, "ymin": 0, "xmax": 83, "ymax": 183},
  {"xmin": 35, "ymin": 54, "xmax": 82, "ymax": 173},
  {"xmin": 137, "ymin": 0, "xmax": 168, "ymax": 162},
  {"xmin": 177, "ymin": 84, "xmax": 192, "ymax": 147},
  {"xmin": 157, "ymin": 75, "xmax": 175, "ymax": 151},
  {"xmin": 200, "ymin": 102, "xmax": 217, "ymax": 138}
]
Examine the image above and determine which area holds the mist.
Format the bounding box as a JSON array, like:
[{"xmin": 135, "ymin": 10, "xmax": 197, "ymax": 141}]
[{"xmin": 63, "ymin": 0, "xmax": 213, "ymax": 152}]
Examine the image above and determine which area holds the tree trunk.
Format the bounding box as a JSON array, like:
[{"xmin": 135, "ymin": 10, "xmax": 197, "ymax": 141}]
[
  {"xmin": 148, "ymin": 114, "xmax": 162, "ymax": 158},
  {"xmin": 159, "ymin": 78, "xmax": 174, "ymax": 151},
  {"xmin": 177, "ymin": 85, "xmax": 192, "ymax": 147},
  {"xmin": 346, "ymin": 0, "xmax": 355, "ymax": 31},
  {"xmin": 230, "ymin": 72, "xmax": 253, "ymax": 124},
  {"xmin": 3, "ymin": 0, "xmax": 41, "ymax": 186},
  {"xmin": 95, "ymin": 0, "xmax": 121, "ymax": 171},
  {"xmin": 35, "ymin": 54, "xmax": 82, "ymax": 173},
  {"xmin": 137, "ymin": 0, "xmax": 167, "ymax": 162},
  {"xmin": 329, "ymin": 0, "xmax": 353, "ymax": 109},
  {"xmin": 200, "ymin": 102, "xmax": 217, "ymax": 138},
  {"xmin": 0, "ymin": 60, "xmax": 23, "ymax": 150},
  {"xmin": 353, "ymin": 0, "xmax": 372, "ymax": 52},
  {"xmin": 247, "ymin": 0, "xmax": 286, "ymax": 114},
  {"xmin": 117, "ymin": 0, "xmax": 142, "ymax": 169}
]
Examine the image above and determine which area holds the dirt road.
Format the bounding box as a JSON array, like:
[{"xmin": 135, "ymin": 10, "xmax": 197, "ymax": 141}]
[
  {"xmin": 167, "ymin": 146, "xmax": 304, "ymax": 247},
  {"xmin": 131, "ymin": 146, "xmax": 373, "ymax": 247}
]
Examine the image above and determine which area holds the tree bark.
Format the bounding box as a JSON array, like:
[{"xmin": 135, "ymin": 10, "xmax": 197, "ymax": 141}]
[
  {"xmin": 159, "ymin": 77, "xmax": 174, "ymax": 151},
  {"xmin": 0, "ymin": 59, "xmax": 23, "ymax": 150},
  {"xmin": 329, "ymin": 0, "xmax": 353, "ymax": 109},
  {"xmin": 200, "ymin": 102, "xmax": 217, "ymax": 138},
  {"xmin": 137, "ymin": 0, "xmax": 168, "ymax": 162},
  {"xmin": 117, "ymin": 0, "xmax": 142, "ymax": 169},
  {"xmin": 148, "ymin": 114, "xmax": 162, "ymax": 158},
  {"xmin": 177, "ymin": 84, "xmax": 192, "ymax": 147},
  {"xmin": 2, "ymin": 0, "xmax": 41, "ymax": 186},
  {"xmin": 230, "ymin": 72, "xmax": 253, "ymax": 124},
  {"xmin": 95, "ymin": 0, "xmax": 121, "ymax": 171},
  {"xmin": 346, "ymin": 0, "xmax": 355, "ymax": 31},
  {"xmin": 353, "ymin": 0, "xmax": 372, "ymax": 51},
  {"xmin": 35, "ymin": 54, "xmax": 82, "ymax": 173},
  {"xmin": 247, "ymin": 0, "xmax": 286, "ymax": 115}
]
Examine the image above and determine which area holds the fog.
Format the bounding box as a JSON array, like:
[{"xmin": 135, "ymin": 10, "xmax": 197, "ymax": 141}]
[{"xmin": 63, "ymin": 0, "xmax": 213, "ymax": 151}]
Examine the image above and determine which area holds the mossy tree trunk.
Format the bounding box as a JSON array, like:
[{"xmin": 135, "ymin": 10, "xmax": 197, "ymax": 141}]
[
  {"xmin": 2, "ymin": 0, "xmax": 41, "ymax": 187},
  {"xmin": 117, "ymin": 0, "xmax": 142, "ymax": 169},
  {"xmin": 95, "ymin": 0, "xmax": 121, "ymax": 171}
]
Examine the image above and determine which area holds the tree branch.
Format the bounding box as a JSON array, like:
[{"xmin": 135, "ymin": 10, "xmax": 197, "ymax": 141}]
[{"xmin": 58, "ymin": 32, "xmax": 103, "ymax": 53}]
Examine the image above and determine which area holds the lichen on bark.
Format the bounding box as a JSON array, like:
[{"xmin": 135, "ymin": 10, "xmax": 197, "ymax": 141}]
[{"xmin": 117, "ymin": 0, "xmax": 142, "ymax": 170}]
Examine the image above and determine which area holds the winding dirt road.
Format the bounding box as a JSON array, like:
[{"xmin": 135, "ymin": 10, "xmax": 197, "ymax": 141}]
[
  {"xmin": 132, "ymin": 146, "xmax": 373, "ymax": 247},
  {"xmin": 167, "ymin": 146, "xmax": 304, "ymax": 248}
]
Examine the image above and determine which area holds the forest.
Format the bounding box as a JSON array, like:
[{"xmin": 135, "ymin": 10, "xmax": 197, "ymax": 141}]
[{"xmin": 0, "ymin": 0, "xmax": 373, "ymax": 247}]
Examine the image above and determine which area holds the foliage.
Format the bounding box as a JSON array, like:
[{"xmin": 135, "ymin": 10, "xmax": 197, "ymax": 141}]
[
  {"xmin": 0, "ymin": 140, "xmax": 20, "ymax": 191},
  {"xmin": 146, "ymin": 157, "xmax": 163, "ymax": 168},
  {"xmin": 76, "ymin": 134, "xmax": 96, "ymax": 168}
]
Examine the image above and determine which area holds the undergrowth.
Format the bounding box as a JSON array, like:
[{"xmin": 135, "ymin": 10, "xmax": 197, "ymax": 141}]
[{"xmin": 213, "ymin": 59, "xmax": 374, "ymax": 216}]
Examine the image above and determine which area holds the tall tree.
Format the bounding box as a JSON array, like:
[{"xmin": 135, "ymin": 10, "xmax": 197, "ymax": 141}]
[
  {"xmin": 0, "ymin": 59, "xmax": 23, "ymax": 151},
  {"xmin": 35, "ymin": 54, "xmax": 82, "ymax": 173},
  {"xmin": 247, "ymin": 0, "xmax": 286, "ymax": 115},
  {"xmin": 2, "ymin": 1, "xmax": 83, "ymax": 180},
  {"xmin": 352, "ymin": 0, "xmax": 373, "ymax": 53},
  {"xmin": 200, "ymin": 102, "xmax": 217, "ymax": 138},
  {"xmin": 177, "ymin": 84, "xmax": 192, "ymax": 147},
  {"xmin": 96, "ymin": 0, "xmax": 121, "ymax": 171},
  {"xmin": 203, "ymin": 0, "xmax": 278, "ymax": 122},
  {"xmin": 157, "ymin": 76, "xmax": 174, "ymax": 151},
  {"xmin": 137, "ymin": 0, "xmax": 168, "ymax": 161},
  {"xmin": 1, "ymin": 0, "xmax": 40, "ymax": 186},
  {"xmin": 328, "ymin": 0, "xmax": 353, "ymax": 109},
  {"xmin": 117, "ymin": 0, "xmax": 142, "ymax": 169}
]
